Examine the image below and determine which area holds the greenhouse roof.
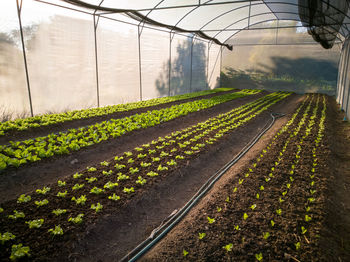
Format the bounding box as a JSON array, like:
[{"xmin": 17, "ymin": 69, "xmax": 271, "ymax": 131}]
[{"xmin": 51, "ymin": 0, "xmax": 350, "ymax": 49}]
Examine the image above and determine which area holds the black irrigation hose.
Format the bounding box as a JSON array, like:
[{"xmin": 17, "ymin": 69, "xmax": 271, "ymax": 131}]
[{"xmin": 120, "ymin": 112, "xmax": 285, "ymax": 262}]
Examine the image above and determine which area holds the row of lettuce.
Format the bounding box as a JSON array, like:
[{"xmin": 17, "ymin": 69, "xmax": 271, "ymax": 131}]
[
  {"xmin": 0, "ymin": 89, "xmax": 260, "ymax": 171},
  {"xmin": 0, "ymin": 92, "xmax": 290, "ymax": 261},
  {"xmin": 155, "ymin": 94, "xmax": 327, "ymax": 261},
  {"xmin": 0, "ymin": 88, "xmax": 234, "ymax": 136}
]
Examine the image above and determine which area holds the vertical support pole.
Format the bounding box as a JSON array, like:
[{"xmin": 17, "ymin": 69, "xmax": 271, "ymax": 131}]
[
  {"xmin": 248, "ymin": 1, "xmax": 251, "ymax": 29},
  {"xmin": 93, "ymin": 15, "xmax": 100, "ymax": 108},
  {"xmin": 219, "ymin": 46, "xmax": 223, "ymax": 88},
  {"xmin": 168, "ymin": 32, "xmax": 172, "ymax": 97},
  {"xmin": 138, "ymin": 25, "xmax": 143, "ymax": 101},
  {"xmin": 341, "ymin": 43, "xmax": 350, "ymax": 109},
  {"xmin": 276, "ymin": 20, "xmax": 279, "ymax": 45},
  {"xmin": 343, "ymin": 43, "xmax": 350, "ymax": 116},
  {"xmin": 336, "ymin": 42, "xmax": 346, "ymax": 103},
  {"xmin": 189, "ymin": 36, "xmax": 194, "ymax": 93},
  {"xmin": 206, "ymin": 42, "xmax": 210, "ymax": 89},
  {"xmin": 16, "ymin": 0, "xmax": 34, "ymax": 117}
]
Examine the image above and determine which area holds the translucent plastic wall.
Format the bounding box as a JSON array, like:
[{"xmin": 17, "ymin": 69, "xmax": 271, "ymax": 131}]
[
  {"xmin": 222, "ymin": 22, "xmax": 341, "ymax": 95},
  {"xmin": 336, "ymin": 37, "xmax": 350, "ymax": 120},
  {"xmin": 0, "ymin": 0, "xmax": 219, "ymax": 118},
  {"xmin": 0, "ymin": 1, "xmax": 29, "ymax": 117}
]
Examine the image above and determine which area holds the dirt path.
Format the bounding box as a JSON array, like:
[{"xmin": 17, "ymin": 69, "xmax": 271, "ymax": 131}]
[
  {"xmin": 0, "ymin": 89, "xmax": 237, "ymax": 145},
  {"xmin": 58, "ymin": 94, "xmax": 302, "ymax": 262}
]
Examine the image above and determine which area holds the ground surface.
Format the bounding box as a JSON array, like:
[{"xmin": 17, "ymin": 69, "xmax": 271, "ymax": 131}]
[{"xmin": 142, "ymin": 95, "xmax": 350, "ymax": 262}]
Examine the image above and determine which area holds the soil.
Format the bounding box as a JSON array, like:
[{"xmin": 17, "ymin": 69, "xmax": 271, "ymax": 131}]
[
  {"xmin": 0, "ymin": 91, "xmax": 264, "ymax": 203},
  {"xmin": 142, "ymin": 94, "xmax": 350, "ymax": 262},
  {"xmin": 0, "ymin": 92, "xmax": 300, "ymax": 262}
]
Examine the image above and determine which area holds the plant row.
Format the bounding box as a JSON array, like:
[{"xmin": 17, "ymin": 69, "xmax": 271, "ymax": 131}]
[
  {"xmin": 0, "ymin": 92, "xmax": 290, "ymax": 261},
  {"xmin": 0, "ymin": 88, "xmax": 235, "ymax": 136},
  {"xmin": 147, "ymin": 94, "xmax": 329, "ymax": 261},
  {"xmin": 0, "ymin": 89, "xmax": 260, "ymax": 171}
]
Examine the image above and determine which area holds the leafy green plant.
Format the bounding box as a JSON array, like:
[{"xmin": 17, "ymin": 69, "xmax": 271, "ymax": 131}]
[
  {"xmin": 123, "ymin": 187, "xmax": 135, "ymax": 194},
  {"xmin": 0, "ymin": 232, "xmax": 16, "ymax": 244},
  {"xmin": 17, "ymin": 194, "xmax": 31, "ymax": 203},
  {"xmin": 301, "ymin": 226, "xmax": 307, "ymax": 234},
  {"xmin": 305, "ymin": 215, "xmax": 312, "ymax": 222},
  {"xmin": 104, "ymin": 181, "xmax": 118, "ymax": 189},
  {"xmin": 90, "ymin": 187, "xmax": 104, "ymax": 194},
  {"xmin": 223, "ymin": 243, "xmax": 233, "ymax": 252},
  {"xmin": 35, "ymin": 199, "xmax": 49, "ymax": 207},
  {"xmin": 183, "ymin": 249, "xmax": 189, "ymax": 257},
  {"xmin": 8, "ymin": 210, "xmax": 25, "ymax": 220},
  {"xmin": 57, "ymin": 191, "xmax": 68, "ymax": 198},
  {"xmin": 58, "ymin": 180, "xmax": 66, "ymax": 187},
  {"xmin": 91, "ymin": 203, "xmax": 103, "ymax": 213},
  {"xmin": 68, "ymin": 214, "xmax": 84, "ymax": 224},
  {"xmin": 71, "ymin": 195, "xmax": 87, "ymax": 205},
  {"xmin": 243, "ymin": 213, "xmax": 248, "ymax": 220},
  {"xmin": 26, "ymin": 219, "xmax": 44, "ymax": 229},
  {"xmin": 217, "ymin": 207, "xmax": 222, "ymax": 212},
  {"xmin": 127, "ymin": 158, "xmax": 134, "ymax": 164},
  {"xmin": 276, "ymin": 209, "xmax": 282, "ymax": 216},
  {"xmin": 140, "ymin": 162, "xmax": 151, "ymax": 168},
  {"xmin": 72, "ymin": 183, "xmax": 84, "ymax": 190},
  {"xmin": 52, "ymin": 209, "xmax": 67, "ymax": 216},
  {"xmin": 136, "ymin": 176, "xmax": 146, "ymax": 186},
  {"xmin": 207, "ymin": 216, "xmax": 215, "ymax": 224},
  {"xmin": 117, "ymin": 173, "xmax": 130, "ymax": 181},
  {"xmin": 147, "ymin": 171, "xmax": 158, "ymax": 177},
  {"xmin": 86, "ymin": 177, "xmax": 97, "ymax": 183},
  {"xmin": 166, "ymin": 159, "xmax": 177, "ymax": 166},
  {"xmin": 100, "ymin": 161, "xmax": 109, "ymax": 166},
  {"xmin": 295, "ymin": 242, "xmax": 301, "ymax": 250},
  {"xmin": 255, "ymin": 253, "xmax": 263, "ymax": 261},
  {"xmin": 73, "ymin": 173, "xmax": 84, "ymax": 179},
  {"xmin": 115, "ymin": 163, "xmax": 126, "ymax": 170},
  {"xmin": 263, "ymin": 232, "xmax": 270, "ymax": 240},
  {"xmin": 129, "ymin": 167, "xmax": 139, "ymax": 174},
  {"xmin": 234, "ymin": 225, "xmax": 240, "ymax": 231},
  {"xmin": 157, "ymin": 164, "xmax": 168, "ymax": 171},
  {"xmin": 108, "ymin": 193, "xmax": 120, "ymax": 201},
  {"xmin": 87, "ymin": 166, "xmax": 97, "ymax": 172},
  {"xmin": 10, "ymin": 244, "xmax": 30, "ymax": 261},
  {"xmin": 48, "ymin": 225, "xmax": 63, "ymax": 236},
  {"xmin": 250, "ymin": 204, "xmax": 256, "ymax": 210},
  {"xmin": 36, "ymin": 186, "xmax": 50, "ymax": 195},
  {"xmin": 198, "ymin": 232, "xmax": 206, "ymax": 240}
]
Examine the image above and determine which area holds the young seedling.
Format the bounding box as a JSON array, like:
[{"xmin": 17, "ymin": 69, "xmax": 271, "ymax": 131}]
[
  {"xmin": 183, "ymin": 249, "xmax": 189, "ymax": 257},
  {"xmin": 127, "ymin": 158, "xmax": 134, "ymax": 164},
  {"xmin": 223, "ymin": 243, "xmax": 233, "ymax": 252},
  {"xmin": 129, "ymin": 167, "xmax": 139, "ymax": 174},
  {"xmin": 295, "ymin": 242, "xmax": 301, "ymax": 250},
  {"xmin": 115, "ymin": 163, "xmax": 126, "ymax": 170},
  {"xmin": 140, "ymin": 162, "xmax": 151, "ymax": 168},
  {"xmin": 255, "ymin": 253, "xmax": 263, "ymax": 261},
  {"xmin": 259, "ymin": 185, "xmax": 265, "ymax": 191},
  {"xmin": 17, "ymin": 194, "xmax": 31, "ymax": 203},
  {"xmin": 68, "ymin": 214, "xmax": 84, "ymax": 224},
  {"xmin": 123, "ymin": 187, "xmax": 135, "ymax": 194},
  {"xmin": 73, "ymin": 173, "xmax": 84, "ymax": 179},
  {"xmin": 166, "ymin": 159, "xmax": 177, "ymax": 166},
  {"xmin": 36, "ymin": 186, "xmax": 50, "ymax": 195},
  {"xmin": 243, "ymin": 213, "xmax": 248, "ymax": 220},
  {"xmin": 10, "ymin": 244, "xmax": 30, "ymax": 261},
  {"xmin": 198, "ymin": 232, "xmax": 206, "ymax": 240},
  {"xmin": 26, "ymin": 219, "xmax": 44, "ymax": 229},
  {"xmin": 233, "ymin": 187, "xmax": 238, "ymax": 193},
  {"xmin": 207, "ymin": 216, "xmax": 215, "ymax": 224},
  {"xmin": 52, "ymin": 209, "xmax": 67, "ymax": 216},
  {"xmin": 157, "ymin": 165, "xmax": 168, "ymax": 171},
  {"xmin": 72, "ymin": 183, "xmax": 84, "ymax": 190},
  {"xmin": 100, "ymin": 161, "xmax": 109, "ymax": 166},
  {"xmin": 250, "ymin": 204, "xmax": 257, "ymax": 210},
  {"xmin": 136, "ymin": 176, "xmax": 147, "ymax": 186},
  {"xmin": 256, "ymin": 193, "xmax": 260, "ymax": 199},
  {"xmin": 301, "ymin": 226, "xmax": 307, "ymax": 234},
  {"xmin": 263, "ymin": 232, "xmax": 270, "ymax": 240},
  {"xmin": 270, "ymin": 220, "xmax": 275, "ymax": 227},
  {"xmin": 58, "ymin": 180, "xmax": 66, "ymax": 187},
  {"xmin": 305, "ymin": 215, "xmax": 312, "ymax": 222},
  {"xmin": 48, "ymin": 225, "xmax": 63, "ymax": 236},
  {"xmin": 276, "ymin": 209, "xmax": 282, "ymax": 216},
  {"xmin": 146, "ymin": 171, "xmax": 159, "ymax": 177},
  {"xmin": 104, "ymin": 181, "xmax": 118, "ymax": 190},
  {"xmin": 87, "ymin": 167, "xmax": 97, "ymax": 172},
  {"xmin": 71, "ymin": 195, "xmax": 87, "ymax": 205},
  {"xmin": 35, "ymin": 199, "xmax": 49, "ymax": 207},
  {"xmin": 108, "ymin": 193, "xmax": 121, "ymax": 201},
  {"xmin": 234, "ymin": 225, "xmax": 240, "ymax": 231},
  {"xmin": 90, "ymin": 187, "xmax": 104, "ymax": 195},
  {"xmin": 0, "ymin": 232, "xmax": 16, "ymax": 244},
  {"xmin": 102, "ymin": 170, "xmax": 113, "ymax": 176},
  {"xmin": 57, "ymin": 191, "xmax": 68, "ymax": 198}
]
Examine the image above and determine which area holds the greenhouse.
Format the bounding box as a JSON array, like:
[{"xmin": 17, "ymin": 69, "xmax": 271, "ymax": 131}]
[{"xmin": 0, "ymin": 0, "xmax": 349, "ymax": 261}]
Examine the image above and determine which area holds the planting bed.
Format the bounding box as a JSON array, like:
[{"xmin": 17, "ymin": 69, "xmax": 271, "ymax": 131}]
[
  {"xmin": 0, "ymin": 89, "xmax": 349, "ymax": 262},
  {"xmin": 143, "ymin": 94, "xmax": 350, "ymax": 262}
]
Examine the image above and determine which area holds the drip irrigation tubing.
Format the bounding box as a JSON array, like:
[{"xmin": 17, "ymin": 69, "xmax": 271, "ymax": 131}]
[{"xmin": 120, "ymin": 112, "xmax": 285, "ymax": 262}]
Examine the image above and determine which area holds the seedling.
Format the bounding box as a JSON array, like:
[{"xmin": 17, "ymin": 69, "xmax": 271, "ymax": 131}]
[
  {"xmin": 57, "ymin": 191, "xmax": 68, "ymax": 198},
  {"xmin": 127, "ymin": 158, "xmax": 134, "ymax": 164},
  {"xmin": 71, "ymin": 195, "xmax": 87, "ymax": 205},
  {"xmin": 123, "ymin": 187, "xmax": 135, "ymax": 194},
  {"xmin": 0, "ymin": 232, "xmax": 16, "ymax": 244},
  {"xmin": 256, "ymin": 193, "xmax": 260, "ymax": 199},
  {"xmin": 223, "ymin": 243, "xmax": 233, "ymax": 252},
  {"xmin": 175, "ymin": 155, "xmax": 184, "ymax": 160},
  {"xmin": 0, "ymin": 207, "xmax": 3, "ymax": 213},
  {"xmin": 166, "ymin": 159, "xmax": 177, "ymax": 166},
  {"xmin": 157, "ymin": 165, "xmax": 168, "ymax": 171},
  {"xmin": 305, "ymin": 215, "xmax": 312, "ymax": 222},
  {"xmin": 279, "ymin": 197, "xmax": 284, "ymax": 203},
  {"xmin": 26, "ymin": 219, "xmax": 44, "ymax": 229},
  {"xmin": 108, "ymin": 193, "xmax": 120, "ymax": 201},
  {"xmin": 35, "ymin": 199, "xmax": 49, "ymax": 207},
  {"xmin": 270, "ymin": 220, "xmax": 275, "ymax": 227},
  {"xmin": 255, "ymin": 253, "xmax": 263, "ymax": 261},
  {"xmin": 58, "ymin": 180, "xmax": 66, "ymax": 187},
  {"xmin": 117, "ymin": 173, "xmax": 130, "ymax": 181},
  {"xmin": 183, "ymin": 249, "xmax": 189, "ymax": 257},
  {"xmin": 259, "ymin": 185, "xmax": 264, "ymax": 191},
  {"xmin": 72, "ymin": 183, "xmax": 84, "ymax": 190},
  {"xmin": 233, "ymin": 187, "xmax": 237, "ymax": 193},
  {"xmin": 301, "ymin": 226, "xmax": 307, "ymax": 234},
  {"xmin": 147, "ymin": 171, "xmax": 159, "ymax": 177},
  {"xmin": 276, "ymin": 209, "xmax": 282, "ymax": 216},
  {"xmin": 234, "ymin": 225, "xmax": 240, "ymax": 231},
  {"xmin": 104, "ymin": 181, "xmax": 118, "ymax": 189},
  {"xmin": 198, "ymin": 232, "xmax": 206, "ymax": 240},
  {"xmin": 295, "ymin": 242, "xmax": 301, "ymax": 250},
  {"xmin": 48, "ymin": 225, "xmax": 63, "ymax": 236},
  {"xmin": 17, "ymin": 194, "xmax": 31, "ymax": 203},
  {"xmin": 129, "ymin": 167, "xmax": 139, "ymax": 174},
  {"xmin": 10, "ymin": 244, "xmax": 30, "ymax": 261},
  {"xmin": 115, "ymin": 163, "xmax": 126, "ymax": 170},
  {"xmin": 250, "ymin": 204, "xmax": 256, "ymax": 210},
  {"xmin": 100, "ymin": 161, "xmax": 109, "ymax": 166},
  {"xmin": 68, "ymin": 214, "xmax": 84, "ymax": 224},
  {"xmin": 243, "ymin": 213, "xmax": 248, "ymax": 220},
  {"xmin": 225, "ymin": 196, "xmax": 230, "ymax": 203},
  {"xmin": 263, "ymin": 232, "xmax": 270, "ymax": 240},
  {"xmin": 102, "ymin": 170, "xmax": 113, "ymax": 176},
  {"xmin": 36, "ymin": 186, "xmax": 50, "ymax": 195},
  {"xmin": 152, "ymin": 157, "xmax": 160, "ymax": 162},
  {"xmin": 90, "ymin": 187, "xmax": 104, "ymax": 194},
  {"xmin": 114, "ymin": 156, "xmax": 124, "ymax": 161},
  {"xmin": 136, "ymin": 176, "xmax": 147, "ymax": 186},
  {"xmin": 73, "ymin": 173, "xmax": 83, "ymax": 179},
  {"xmin": 124, "ymin": 151, "xmax": 132, "ymax": 157},
  {"xmin": 207, "ymin": 216, "xmax": 215, "ymax": 224},
  {"xmin": 52, "ymin": 209, "xmax": 67, "ymax": 216},
  {"xmin": 87, "ymin": 167, "xmax": 97, "ymax": 172},
  {"xmin": 140, "ymin": 162, "xmax": 151, "ymax": 168},
  {"xmin": 305, "ymin": 206, "xmax": 311, "ymax": 212}
]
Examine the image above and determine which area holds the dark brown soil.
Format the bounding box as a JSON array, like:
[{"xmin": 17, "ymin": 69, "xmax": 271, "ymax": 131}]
[
  {"xmin": 0, "ymin": 89, "xmax": 237, "ymax": 145},
  {"xmin": 142, "ymin": 94, "xmax": 350, "ymax": 262},
  {"xmin": 0, "ymin": 91, "xmax": 265, "ymax": 203},
  {"xmin": 0, "ymin": 92, "xmax": 299, "ymax": 262}
]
